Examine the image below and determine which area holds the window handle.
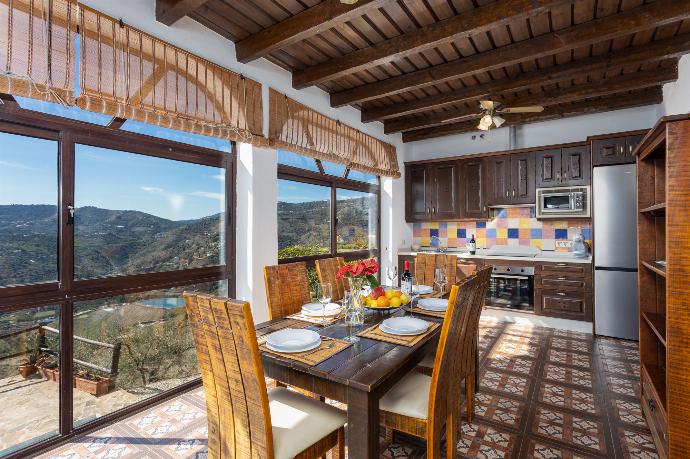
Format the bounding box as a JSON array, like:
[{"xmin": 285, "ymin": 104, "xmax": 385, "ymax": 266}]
[{"xmin": 67, "ymin": 205, "xmax": 75, "ymax": 225}]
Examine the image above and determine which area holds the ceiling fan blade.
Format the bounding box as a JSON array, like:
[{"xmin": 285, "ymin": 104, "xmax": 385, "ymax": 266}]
[{"xmin": 498, "ymin": 105, "xmax": 544, "ymax": 113}]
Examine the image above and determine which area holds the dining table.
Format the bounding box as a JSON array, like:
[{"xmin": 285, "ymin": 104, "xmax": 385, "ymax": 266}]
[{"xmin": 256, "ymin": 298, "xmax": 446, "ymax": 459}]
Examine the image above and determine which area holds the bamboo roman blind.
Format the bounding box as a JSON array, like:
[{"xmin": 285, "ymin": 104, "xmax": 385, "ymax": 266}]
[
  {"xmin": 0, "ymin": 0, "xmax": 76, "ymax": 104},
  {"xmin": 269, "ymin": 89, "xmax": 400, "ymax": 178},
  {"xmin": 76, "ymin": 5, "xmax": 264, "ymax": 144}
]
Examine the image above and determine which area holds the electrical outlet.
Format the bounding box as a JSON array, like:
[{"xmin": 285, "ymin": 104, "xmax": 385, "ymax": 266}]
[{"xmin": 556, "ymin": 241, "xmax": 573, "ymax": 248}]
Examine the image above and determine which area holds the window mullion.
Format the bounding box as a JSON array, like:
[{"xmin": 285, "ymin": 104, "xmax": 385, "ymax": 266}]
[{"xmin": 330, "ymin": 182, "xmax": 337, "ymax": 257}]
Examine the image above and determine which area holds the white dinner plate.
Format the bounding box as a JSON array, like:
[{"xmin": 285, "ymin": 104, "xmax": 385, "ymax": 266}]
[
  {"xmin": 417, "ymin": 298, "xmax": 448, "ymax": 312},
  {"xmin": 301, "ymin": 302, "xmax": 341, "ymax": 317},
  {"xmin": 412, "ymin": 285, "xmax": 433, "ymax": 295},
  {"xmin": 265, "ymin": 329, "xmax": 321, "ymax": 352},
  {"xmin": 379, "ymin": 317, "xmax": 430, "ymax": 336}
]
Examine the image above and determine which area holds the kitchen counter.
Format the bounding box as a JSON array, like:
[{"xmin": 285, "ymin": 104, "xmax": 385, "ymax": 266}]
[{"xmin": 397, "ymin": 248, "xmax": 592, "ymax": 264}]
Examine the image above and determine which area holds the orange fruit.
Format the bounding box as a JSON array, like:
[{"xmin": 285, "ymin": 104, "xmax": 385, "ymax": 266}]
[
  {"xmin": 393, "ymin": 290, "xmax": 402, "ymax": 297},
  {"xmin": 384, "ymin": 289, "xmax": 395, "ymax": 299},
  {"xmin": 377, "ymin": 296, "xmax": 390, "ymax": 308}
]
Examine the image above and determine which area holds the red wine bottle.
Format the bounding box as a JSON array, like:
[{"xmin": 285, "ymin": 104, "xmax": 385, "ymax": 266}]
[{"xmin": 401, "ymin": 260, "xmax": 413, "ymax": 295}]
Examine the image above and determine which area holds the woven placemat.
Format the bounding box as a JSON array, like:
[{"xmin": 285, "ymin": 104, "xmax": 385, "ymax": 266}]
[
  {"xmin": 260, "ymin": 337, "xmax": 352, "ymax": 366},
  {"xmin": 358, "ymin": 321, "xmax": 440, "ymax": 347},
  {"xmin": 287, "ymin": 310, "xmax": 344, "ymax": 326},
  {"xmin": 256, "ymin": 318, "xmax": 313, "ymax": 345},
  {"xmin": 408, "ymin": 305, "xmax": 446, "ymax": 318}
]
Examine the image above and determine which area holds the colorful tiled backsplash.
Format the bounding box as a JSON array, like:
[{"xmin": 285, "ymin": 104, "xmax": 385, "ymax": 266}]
[{"xmin": 412, "ymin": 207, "xmax": 592, "ymax": 252}]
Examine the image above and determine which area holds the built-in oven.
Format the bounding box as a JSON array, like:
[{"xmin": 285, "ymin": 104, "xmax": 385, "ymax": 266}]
[
  {"xmin": 536, "ymin": 186, "xmax": 590, "ymax": 219},
  {"xmin": 486, "ymin": 266, "xmax": 535, "ymax": 312}
]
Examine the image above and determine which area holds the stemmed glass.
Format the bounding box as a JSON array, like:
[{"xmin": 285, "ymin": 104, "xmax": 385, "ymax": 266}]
[
  {"xmin": 386, "ymin": 266, "xmax": 398, "ymax": 287},
  {"xmin": 317, "ymin": 283, "xmax": 332, "ymax": 325},
  {"xmin": 434, "ymin": 267, "xmax": 447, "ymax": 294}
]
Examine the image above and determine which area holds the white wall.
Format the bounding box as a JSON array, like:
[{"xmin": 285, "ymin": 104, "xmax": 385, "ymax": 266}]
[
  {"xmin": 663, "ymin": 54, "xmax": 690, "ymax": 116},
  {"xmin": 80, "ymin": 0, "xmax": 408, "ymax": 317}
]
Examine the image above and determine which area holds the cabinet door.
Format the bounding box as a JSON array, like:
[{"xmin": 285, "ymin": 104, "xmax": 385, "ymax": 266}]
[
  {"xmin": 431, "ymin": 161, "xmax": 461, "ymax": 219},
  {"xmin": 510, "ymin": 152, "xmax": 536, "ymax": 204},
  {"xmin": 535, "ymin": 149, "xmax": 562, "ymax": 188},
  {"xmin": 405, "ymin": 165, "xmax": 431, "ymax": 222},
  {"xmin": 592, "ymin": 136, "xmax": 627, "ymax": 166},
  {"xmin": 488, "ymin": 155, "xmax": 511, "ymax": 205},
  {"xmin": 461, "ymin": 158, "xmax": 487, "ymax": 219},
  {"xmin": 625, "ymin": 134, "xmax": 645, "ymax": 161},
  {"xmin": 561, "ymin": 145, "xmax": 591, "ymax": 186}
]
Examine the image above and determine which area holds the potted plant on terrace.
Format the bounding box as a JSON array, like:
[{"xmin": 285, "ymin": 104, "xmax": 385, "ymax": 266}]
[
  {"xmin": 18, "ymin": 334, "xmax": 42, "ymax": 379},
  {"xmin": 36, "ymin": 354, "xmax": 59, "ymax": 382},
  {"xmin": 73, "ymin": 369, "xmax": 112, "ymax": 397}
]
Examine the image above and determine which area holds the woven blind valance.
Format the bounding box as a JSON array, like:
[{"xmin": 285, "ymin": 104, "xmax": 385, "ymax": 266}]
[
  {"xmin": 76, "ymin": 5, "xmax": 265, "ymax": 145},
  {"xmin": 269, "ymin": 89, "xmax": 399, "ymax": 178},
  {"xmin": 0, "ymin": 0, "xmax": 76, "ymax": 104}
]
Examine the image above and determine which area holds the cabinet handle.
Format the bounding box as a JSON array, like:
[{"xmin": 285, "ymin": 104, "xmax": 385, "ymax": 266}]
[
  {"xmin": 629, "ymin": 144, "xmax": 633, "ymax": 154},
  {"xmin": 432, "ymin": 206, "xmax": 436, "ymax": 214},
  {"xmin": 427, "ymin": 207, "xmax": 431, "ymax": 214},
  {"xmin": 557, "ymin": 292, "xmax": 566, "ymax": 296},
  {"xmin": 556, "ymin": 171, "xmax": 560, "ymax": 181},
  {"xmin": 563, "ymin": 170, "xmax": 567, "ymax": 180},
  {"xmin": 505, "ymin": 190, "xmax": 509, "ymax": 197},
  {"xmin": 512, "ymin": 189, "xmax": 516, "ymax": 197},
  {"xmin": 558, "ymin": 277, "xmax": 566, "ymax": 280},
  {"xmin": 483, "ymin": 206, "xmax": 487, "ymax": 213},
  {"xmin": 556, "ymin": 263, "xmax": 567, "ymax": 266}
]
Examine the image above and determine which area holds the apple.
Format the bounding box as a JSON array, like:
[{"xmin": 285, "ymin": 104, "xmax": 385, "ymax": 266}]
[{"xmin": 371, "ymin": 286, "xmax": 385, "ymax": 299}]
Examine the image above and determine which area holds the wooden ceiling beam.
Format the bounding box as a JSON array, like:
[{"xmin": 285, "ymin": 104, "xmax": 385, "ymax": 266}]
[
  {"xmin": 234, "ymin": 0, "xmax": 390, "ymax": 64},
  {"xmin": 155, "ymin": 0, "xmax": 209, "ymax": 26},
  {"xmin": 385, "ymin": 66, "xmax": 677, "ymax": 133},
  {"xmin": 362, "ymin": 33, "xmax": 690, "ymax": 123},
  {"xmin": 401, "ymin": 88, "xmax": 663, "ymax": 143},
  {"xmin": 330, "ymin": 0, "xmax": 690, "ymax": 107},
  {"xmin": 292, "ymin": 0, "xmax": 573, "ymax": 89}
]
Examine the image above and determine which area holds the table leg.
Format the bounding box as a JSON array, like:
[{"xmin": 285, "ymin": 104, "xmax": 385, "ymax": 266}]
[{"xmin": 346, "ymin": 386, "xmax": 379, "ymax": 459}]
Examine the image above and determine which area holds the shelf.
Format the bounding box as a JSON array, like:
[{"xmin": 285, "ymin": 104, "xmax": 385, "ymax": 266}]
[
  {"xmin": 643, "ymin": 362, "xmax": 667, "ymax": 412},
  {"xmin": 642, "ymin": 260, "xmax": 666, "ymax": 277},
  {"xmin": 639, "ymin": 203, "xmax": 666, "ymax": 216},
  {"xmin": 642, "ymin": 311, "xmax": 667, "ymax": 347}
]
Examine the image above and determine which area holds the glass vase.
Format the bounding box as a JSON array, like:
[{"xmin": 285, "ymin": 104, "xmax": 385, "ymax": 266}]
[{"xmin": 345, "ymin": 277, "xmax": 366, "ymax": 326}]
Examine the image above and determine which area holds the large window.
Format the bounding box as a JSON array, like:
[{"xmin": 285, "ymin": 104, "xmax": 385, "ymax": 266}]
[
  {"xmin": 277, "ymin": 151, "xmax": 380, "ymax": 269},
  {"xmin": 0, "ymin": 96, "xmax": 234, "ymax": 457}
]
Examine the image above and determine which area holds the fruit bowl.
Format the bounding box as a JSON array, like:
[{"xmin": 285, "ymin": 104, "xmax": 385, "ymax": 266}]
[{"xmin": 364, "ymin": 288, "xmax": 410, "ymax": 311}]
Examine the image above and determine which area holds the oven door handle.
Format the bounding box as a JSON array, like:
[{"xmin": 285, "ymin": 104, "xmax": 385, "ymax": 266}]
[{"xmin": 490, "ymin": 274, "xmax": 530, "ymax": 280}]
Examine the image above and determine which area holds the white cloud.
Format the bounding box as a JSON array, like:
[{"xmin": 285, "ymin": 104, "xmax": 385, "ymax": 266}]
[
  {"xmin": 140, "ymin": 186, "xmax": 164, "ymax": 193},
  {"xmin": 140, "ymin": 186, "xmax": 185, "ymax": 212},
  {"xmin": 0, "ymin": 160, "xmax": 31, "ymax": 170},
  {"xmin": 211, "ymin": 173, "xmax": 225, "ymax": 181},
  {"xmin": 190, "ymin": 191, "xmax": 224, "ymax": 201}
]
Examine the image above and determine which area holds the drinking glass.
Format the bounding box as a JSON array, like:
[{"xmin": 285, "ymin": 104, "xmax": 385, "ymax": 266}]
[
  {"xmin": 317, "ymin": 283, "xmax": 332, "ymax": 325},
  {"xmin": 386, "ymin": 266, "xmax": 398, "ymax": 287},
  {"xmin": 434, "ymin": 267, "xmax": 447, "ymax": 293}
]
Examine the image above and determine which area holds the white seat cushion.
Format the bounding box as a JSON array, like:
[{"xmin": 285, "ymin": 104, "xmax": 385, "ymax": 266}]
[
  {"xmin": 269, "ymin": 387, "xmax": 346, "ymax": 459},
  {"xmin": 379, "ymin": 372, "xmax": 432, "ymax": 420},
  {"xmin": 418, "ymin": 353, "xmax": 435, "ymax": 368}
]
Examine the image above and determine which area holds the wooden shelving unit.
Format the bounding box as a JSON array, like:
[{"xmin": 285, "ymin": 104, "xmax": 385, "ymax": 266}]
[{"xmin": 636, "ymin": 114, "xmax": 690, "ymax": 459}]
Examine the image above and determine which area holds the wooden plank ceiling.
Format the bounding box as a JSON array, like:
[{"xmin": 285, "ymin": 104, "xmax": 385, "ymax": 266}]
[{"xmin": 157, "ymin": 0, "xmax": 690, "ymax": 142}]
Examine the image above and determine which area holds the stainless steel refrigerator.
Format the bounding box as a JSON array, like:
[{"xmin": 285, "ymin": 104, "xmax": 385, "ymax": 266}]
[{"xmin": 593, "ymin": 163, "xmax": 639, "ymax": 340}]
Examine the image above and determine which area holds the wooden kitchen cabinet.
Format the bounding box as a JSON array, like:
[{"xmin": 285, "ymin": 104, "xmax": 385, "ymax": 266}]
[
  {"xmin": 488, "ymin": 155, "xmax": 512, "ymax": 206},
  {"xmin": 488, "ymin": 152, "xmax": 535, "ymax": 206},
  {"xmin": 534, "ymin": 262, "xmax": 593, "ymax": 321},
  {"xmin": 405, "ymin": 161, "xmax": 461, "ymax": 222},
  {"xmin": 460, "ymin": 158, "xmax": 488, "ymax": 219},
  {"xmin": 405, "ymin": 164, "xmax": 432, "ymax": 221},
  {"xmin": 536, "ymin": 145, "xmax": 590, "ymax": 188},
  {"xmin": 591, "ymin": 130, "xmax": 647, "ymax": 166}
]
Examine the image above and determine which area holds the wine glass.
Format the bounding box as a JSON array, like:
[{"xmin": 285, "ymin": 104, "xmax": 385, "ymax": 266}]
[
  {"xmin": 386, "ymin": 266, "xmax": 398, "ymax": 287},
  {"xmin": 434, "ymin": 267, "xmax": 447, "ymax": 293},
  {"xmin": 317, "ymin": 283, "xmax": 332, "ymax": 325}
]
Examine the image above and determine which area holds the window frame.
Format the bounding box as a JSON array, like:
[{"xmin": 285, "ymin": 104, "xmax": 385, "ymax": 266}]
[
  {"xmin": 0, "ymin": 99, "xmax": 236, "ymax": 458},
  {"xmin": 277, "ymin": 163, "xmax": 381, "ymax": 267}
]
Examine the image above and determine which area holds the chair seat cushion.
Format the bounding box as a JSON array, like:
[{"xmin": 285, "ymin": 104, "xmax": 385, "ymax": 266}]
[
  {"xmin": 269, "ymin": 387, "xmax": 346, "ymax": 459},
  {"xmin": 379, "ymin": 372, "xmax": 432, "ymax": 420},
  {"xmin": 418, "ymin": 353, "xmax": 435, "ymax": 368}
]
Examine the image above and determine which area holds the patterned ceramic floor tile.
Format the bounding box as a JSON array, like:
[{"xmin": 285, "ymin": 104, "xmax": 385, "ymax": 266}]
[
  {"xmin": 532, "ymin": 406, "xmax": 608, "ymax": 455},
  {"xmin": 552, "ymin": 330, "xmax": 592, "ymax": 341},
  {"xmin": 550, "ymin": 337, "xmax": 592, "ymax": 354},
  {"xmin": 524, "ymin": 439, "xmax": 593, "ymax": 459},
  {"xmin": 473, "ymin": 392, "xmax": 526, "ymax": 429},
  {"xmin": 542, "ymin": 363, "xmax": 594, "ymax": 390},
  {"xmin": 546, "ymin": 349, "xmax": 592, "ymax": 369},
  {"xmin": 618, "ymin": 428, "xmax": 659, "ymax": 459},
  {"xmin": 481, "ymin": 369, "xmax": 532, "ymax": 398},
  {"xmin": 538, "ymin": 383, "xmax": 599, "ymax": 415},
  {"xmin": 486, "ymin": 352, "xmax": 537, "ymax": 375},
  {"xmin": 458, "ymin": 422, "xmax": 516, "ymax": 459},
  {"xmin": 611, "ymin": 398, "xmax": 648, "ymax": 428},
  {"xmin": 493, "ymin": 339, "xmax": 541, "ymax": 359},
  {"xmin": 599, "ymin": 346, "xmax": 640, "ymax": 363},
  {"xmin": 606, "ymin": 375, "xmax": 641, "ymax": 398},
  {"xmin": 602, "ymin": 358, "xmax": 640, "ymax": 378}
]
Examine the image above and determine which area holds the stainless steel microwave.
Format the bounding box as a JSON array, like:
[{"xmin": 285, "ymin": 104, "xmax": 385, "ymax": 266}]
[{"xmin": 536, "ymin": 186, "xmax": 590, "ymax": 218}]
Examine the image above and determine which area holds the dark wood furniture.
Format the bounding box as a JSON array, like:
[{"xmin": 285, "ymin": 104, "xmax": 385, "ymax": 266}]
[
  {"xmin": 183, "ymin": 293, "xmax": 346, "ymax": 459},
  {"xmin": 257, "ymin": 307, "xmax": 445, "ymax": 459},
  {"xmin": 591, "ymin": 129, "xmax": 647, "ymax": 166},
  {"xmin": 636, "ymin": 115, "xmax": 690, "ymax": 459},
  {"xmin": 488, "ymin": 152, "xmax": 536, "ymax": 206},
  {"xmin": 379, "ymin": 267, "xmax": 492, "ymax": 458},
  {"xmin": 534, "ymin": 261, "xmax": 593, "ymax": 322},
  {"xmin": 405, "ymin": 161, "xmax": 461, "ymax": 222},
  {"xmin": 461, "ymin": 157, "xmax": 488, "ymax": 219},
  {"xmin": 536, "ymin": 143, "xmax": 591, "ymax": 187}
]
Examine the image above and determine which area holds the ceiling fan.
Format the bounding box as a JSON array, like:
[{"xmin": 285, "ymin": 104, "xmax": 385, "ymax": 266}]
[
  {"xmin": 340, "ymin": 0, "xmax": 359, "ymax": 3},
  {"xmin": 476, "ymin": 100, "xmax": 545, "ymax": 131}
]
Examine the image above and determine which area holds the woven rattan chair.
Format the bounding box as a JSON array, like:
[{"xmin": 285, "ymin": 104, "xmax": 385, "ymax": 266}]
[
  {"xmin": 414, "ymin": 253, "xmax": 458, "ymax": 293},
  {"xmin": 263, "ymin": 262, "xmax": 312, "ymax": 320},
  {"xmin": 183, "ymin": 293, "xmax": 346, "ymax": 459},
  {"xmin": 378, "ymin": 266, "xmax": 492, "ymax": 458},
  {"xmin": 315, "ymin": 257, "xmax": 347, "ymax": 302}
]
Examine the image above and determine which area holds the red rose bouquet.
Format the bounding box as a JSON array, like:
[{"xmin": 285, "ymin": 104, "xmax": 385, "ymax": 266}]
[{"xmin": 336, "ymin": 258, "xmax": 379, "ymax": 288}]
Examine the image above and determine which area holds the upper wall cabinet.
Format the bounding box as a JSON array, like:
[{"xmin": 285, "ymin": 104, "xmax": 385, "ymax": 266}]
[
  {"xmin": 460, "ymin": 158, "xmax": 488, "ymax": 219},
  {"xmin": 536, "ymin": 144, "xmax": 591, "ymax": 188},
  {"xmin": 591, "ymin": 132, "xmax": 646, "ymax": 166},
  {"xmin": 405, "ymin": 161, "xmax": 461, "ymax": 222},
  {"xmin": 488, "ymin": 152, "xmax": 536, "ymax": 206}
]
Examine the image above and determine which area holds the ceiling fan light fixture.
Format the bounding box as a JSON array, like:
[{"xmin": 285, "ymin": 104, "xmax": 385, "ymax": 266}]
[
  {"xmin": 493, "ymin": 115, "xmax": 506, "ymax": 128},
  {"xmin": 480, "ymin": 114, "xmax": 493, "ymax": 128},
  {"xmin": 477, "ymin": 122, "xmax": 490, "ymax": 131}
]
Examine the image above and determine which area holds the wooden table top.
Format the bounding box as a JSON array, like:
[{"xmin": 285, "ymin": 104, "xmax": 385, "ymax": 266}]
[{"xmin": 256, "ymin": 306, "xmax": 444, "ymax": 393}]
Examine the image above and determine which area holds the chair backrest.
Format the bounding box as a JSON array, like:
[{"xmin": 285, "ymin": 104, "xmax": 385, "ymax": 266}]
[
  {"xmin": 315, "ymin": 257, "xmax": 347, "ymax": 302},
  {"xmin": 183, "ymin": 293, "xmax": 274, "ymax": 459},
  {"xmin": 414, "ymin": 253, "xmax": 458, "ymax": 292},
  {"xmin": 263, "ymin": 262, "xmax": 312, "ymax": 320},
  {"xmin": 426, "ymin": 266, "xmax": 492, "ymax": 434}
]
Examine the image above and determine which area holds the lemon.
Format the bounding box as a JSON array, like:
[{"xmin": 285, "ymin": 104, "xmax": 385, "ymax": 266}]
[
  {"xmin": 384, "ymin": 289, "xmax": 395, "ymax": 299},
  {"xmin": 400, "ymin": 294, "xmax": 410, "ymax": 305},
  {"xmin": 389, "ymin": 297, "xmax": 402, "ymax": 308}
]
